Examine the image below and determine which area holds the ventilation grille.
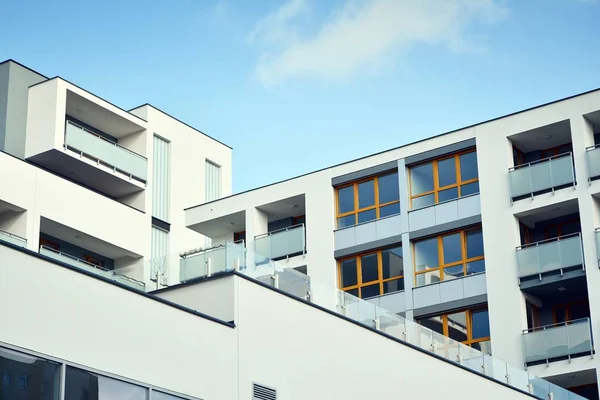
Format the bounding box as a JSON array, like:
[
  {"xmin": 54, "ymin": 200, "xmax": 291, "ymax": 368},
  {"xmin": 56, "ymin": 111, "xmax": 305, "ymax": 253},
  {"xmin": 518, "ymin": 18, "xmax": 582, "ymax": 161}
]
[{"xmin": 253, "ymin": 383, "xmax": 277, "ymax": 400}]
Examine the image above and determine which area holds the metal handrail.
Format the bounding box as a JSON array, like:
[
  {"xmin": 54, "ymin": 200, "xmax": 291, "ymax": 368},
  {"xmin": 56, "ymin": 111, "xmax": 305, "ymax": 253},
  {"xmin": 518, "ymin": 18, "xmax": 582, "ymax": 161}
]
[
  {"xmin": 586, "ymin": 144, "xmax": 600, "ymax": 151},
  {"xmin": 0, "ymin": 229, "xmax": 26, "ymax": 241},
  {"xmin": 523, "ymin": 317, "xmax": 590, "ymax": 334},
  {"xmin": 516, "ymin": 232, "xmax": 580, "ymax": 250},
  {"xmin": 254, "ymin": 223, "xmax": 305, "ymax": 239},
  {"xmin": 179, "ymin": 239, "xmax": 244, "ymax": 258},
  {"xmin": 65, "ymin": 120, "xmax": 147, "ymax": 160},
  {"xmin": 509, "ymin": 151, "xmax": 572, "ymax": 171}
]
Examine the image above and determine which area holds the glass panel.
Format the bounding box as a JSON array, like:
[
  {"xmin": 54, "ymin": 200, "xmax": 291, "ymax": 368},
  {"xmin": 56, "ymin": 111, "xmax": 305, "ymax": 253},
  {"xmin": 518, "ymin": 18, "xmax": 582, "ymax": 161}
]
[
  {"xmin": 570, "ymin": 303, "xmax": 590, "ymax": 320},
  {"xmin": 460, "ymin": 152, "xmax": 478, "ymax": 181},
  {"xmin": 420, "ymin": 315, "xmax": 444, "ymax": 335},
  {"xmin": 0, "ymin": 347, "xmax": 60, "ymax": 400},
  {"xmin": 340, "ymin": 259, "xmax": 357, "ymax": 287},
  {"xmin": 466, "ymin": 259, "xmax": 485, "ymax": 275},
  {"xmin": 438, "ymin": 187, "xmax": 459, "ymax": 202},
  {"xmin": 358, "ymin": 180, "xmax": 375, "ymax": 208},
  {"xmin": 474, "ymin": 340, "xmax": 492, "ymax": 355},
  {"xmin": 442, "ymin": 233, "xmax": 462, "ymax": 264},
  {"xmin": 383, "ymin": 278, "xmax": 404, "ymax": 293},
  {"xmin": 466, "ymin": 229, "xmax": 484, "ymax": 258},
  {"xmin": 381, "ymin": 246, "xmax": 403, "ymax": 279},
  {"xmin": 65, "ymin": 366, "xmax": 148, "ymax": 400},
  {"xmin": 509, "ymin": 166, "xmax": 532, "ymax": 198},
  {"xmin": 379, "ymin": 202, "xmax": 400, "ymax": 218},
  {"xmin": 415, "ymin": 269, "xmax": 441, "ymax": 287},
  {"xmin": 153, "ymin": 391, "xmax": 185, "ymax": 400},
  {"xmin": 345, "ymin": 288, "xmax": 359, "ymax": 297},
  {"xmin": 471, "ymin": 309, "xmax": 490, "ymax": 339},
  {"xmin": 551, "ymin": 155, "xmax": 575, "ymax": 187},
  {"xmin": 337, "ymin": 186, "xmax": 354, "ymax": 214},
  {"xmin": 438, "ymin": 157, "xmax": 457, "ymax": 187},
  {"xmin": 414, "ymin": 238, "xmax": 438, "ymax": 272},
  {"xmin": 412, "ymin": 193, "xmax": 435, "ymax": 209},
  {"xmin": 460, "ymin": 181, "xmax": 479, "ymax": 196},
  {"xmin": 447, "ymin": 311, "xmax": 468, "ymax": 342},
  {"xmin": 337, "ymin": 215, "xmax": 355, "ymax": 228},
  {"xmin": 411, "ymin": 163, "xmax": 434, "ymax": 195},
  {"xmin": 360, "ymin": 254, "xmax": 379, "ymax": 283},
  {"xmin": 378, "ymin": 172, "xmax": 399, "ymax": 204},
  {"xmin": 443, "ymin": 264, "xmax": 464, "ymax": 280},
  {"xmin": 587, "ymin": 147, "xmax": 600, "ymax": 179},
  {"xmin": 360, "ymin": 283, "xmax": 380, "ymax": 299},
  {"xmin": 358, "ymin": 209, "xmax": 376, "ymax": 224}
]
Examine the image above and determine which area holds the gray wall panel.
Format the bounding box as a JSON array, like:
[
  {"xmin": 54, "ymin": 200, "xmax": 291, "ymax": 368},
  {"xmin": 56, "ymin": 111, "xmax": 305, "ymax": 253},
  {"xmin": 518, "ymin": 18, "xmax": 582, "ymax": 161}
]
[
  {"xmin": 331, "ymin": 160, "xmax": 398, "ymax": 186},
  {"xmin": 414, "ymin": 294, "xmax": 488, "ymax": 318},
  {"xmin": 409, "ymin": 215, "xmax": 482, "ymax": 240},
  {"xmin": 334, "ymin": 234, "xmax": 403, "ymax": 258},
  {"xmin": 405, "ymin": 138, "xmax": 476, "ymax": 166}
]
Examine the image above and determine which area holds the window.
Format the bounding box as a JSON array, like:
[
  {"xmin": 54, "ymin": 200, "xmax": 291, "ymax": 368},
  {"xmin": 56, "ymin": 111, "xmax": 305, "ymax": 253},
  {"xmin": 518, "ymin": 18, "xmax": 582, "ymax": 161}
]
[
  {"xmin": 553, "ymin": 300, "xmax": 590, "ymax": 324},
  {"xmin": 151, "ymin": 226, "xmax": 169, "ymax": 282},
  {"xmin": 414, "ymin": 226, "xmax": 484, "ymax": 287},
  {"xmin": 205, "ymin": 160, "xmax": 221, "ymax": 202},
  {"xmin": 0, "ymin": 347, "xmax": 60, "ymax": 399},
  {"xmin": 65, "ymin": 367, "xmax": 147, "ymax": 400},
  {"xmin": 338, "ymin": 245, "xmax": 403, "ymax": 299},
  {"xmin": 419, "ymin": 307, "xmax": 491, "ymax": 353},
  {"xmin": 409, "ymin": 149, "xmax": 478, "ymax": 209},
  {"xmin": 336, "ymin": 171, "xmax": 399, "ymax": 228},
  {"xmin": 152, "ymin": 135, "xmax": 171, "ymax": 222}
]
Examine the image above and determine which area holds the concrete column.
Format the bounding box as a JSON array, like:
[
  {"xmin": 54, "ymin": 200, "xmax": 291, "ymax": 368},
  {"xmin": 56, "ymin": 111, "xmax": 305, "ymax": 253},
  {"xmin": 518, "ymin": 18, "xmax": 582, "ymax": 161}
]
[{"xmin": 245, "ymin": 207, "xmax": 269, "ymax": 270}]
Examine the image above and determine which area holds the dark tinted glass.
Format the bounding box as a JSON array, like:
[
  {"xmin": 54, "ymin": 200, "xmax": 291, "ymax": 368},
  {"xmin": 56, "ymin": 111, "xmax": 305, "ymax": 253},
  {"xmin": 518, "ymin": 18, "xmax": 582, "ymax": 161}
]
[
  {"xmin": 358, "ymin": 180, "xmax": 375, "ymax": 208},
  {"xmin": 570, "ymin": 303, "xmax": 590, "ymax": 321},
  {"xmin": 338, "ymin": 186, "xmax": 354, "ymax": 214},
  {"xmin": 383, "ymin": 278, "xmax": 404, "ymax": 293},
  {"xmin": 461, "ymin": 181, "xmax": 479, "ymax": 196},
  {"xmin": 438, "ymin": 157, "xmax": 457, "ymax": 187},
  {"xmin": 438, "ymin": 187, "xmax": 459, "ymax": 202},
  {"xmin": 0, "ymin": 348, "xmax": 60, "ymax": 400},
  {"xmin": 471, "ymin": 309, "xmax": 491, "ymax": 339},
  {"xmin": 466, "ymin": 229, "xmax": 484, "ymax": 258},
  {"xmin": 411, "ymin": 163, "xmax": 434, "ymax": 195},
  {"xmin": 65, "ymin": 367, "xmax": 147, "ymax": 400},
  {"xmin": 341, "ymin": 259, "xmax": 358, "ymax": 287},
  {"xmin": 412, "ymin": 193, "xmax": 435, "ymax": 209},
  {"xmin": 443, "ymin": 265, "xmax": 464, "ymax": 280},
  {"xmin": 358, "ymin": 209, "xmax": 376, "ymax": 224},
  {"xmin": 337, "ymin": 215, "xmax": 355, "ymax": 228},
  {"xmin": 448, "ymin": 312, "xmax": 468, "ymax": 342},
  {"xmin": 380, "ymin": 202, "xmax": 400, "ymax": 218},
  {"xmin": 360, "ymin": 254, "xmax": 379, "ymax": 283},
  {"xmin": 381, "ymin": 246, "xmax": 403, "ymax": 279},
  {"xmin": 415, "ymin": 238, "xmax": 438, "ymax": 271},
  {"xmin": 466, "ymin": 260, "xmax": 485, "ymax": 275},
  {"xmin": 378, "ymin": 172, "xmax": 399, "ymax": 204},
  {"xmin": 460, "ymin": 151, "xmax": 478, "ymax": 181},
  {"xmin": 420, "ymin": 316, "xmax": 444, "ymax": 335},
  {"xmin": 154, "ymin": 391, "xmax": 187, "ymax": 400},
  {"xmin": 442, "ymin": 233, "xmax": 462, "ymax": 264},
  {"xmin": 360, "ymin": 283, "xmax": 380, "ymax": 299},
  {"xmin": 346, "ymin": 288, "xmax": 359, "ymax": 297}
]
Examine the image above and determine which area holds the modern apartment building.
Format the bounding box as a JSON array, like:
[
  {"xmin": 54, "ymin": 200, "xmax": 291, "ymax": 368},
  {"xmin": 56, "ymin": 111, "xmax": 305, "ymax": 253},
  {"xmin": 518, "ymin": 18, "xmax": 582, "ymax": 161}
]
[{"xmin": 0, "ymin": 58, "xmax": 594, "ymax": 400}]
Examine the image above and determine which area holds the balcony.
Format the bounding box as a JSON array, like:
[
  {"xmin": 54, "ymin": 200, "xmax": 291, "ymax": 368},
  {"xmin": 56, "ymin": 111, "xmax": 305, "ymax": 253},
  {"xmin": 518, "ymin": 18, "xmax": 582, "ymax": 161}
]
[
  {"xmin": 516, "ymin": 233, "xmax": 584, "ymax": 280},
  {"xmin": 586, "ymin": 145, "xmax": 600, "ymax": 182},
  {"xmin": 254, "ymin": 224, "xmax": 305, "ymax": 260},
  {"xmin": 0, "ymin": 229, "xmax": 27, "ymax": 248},
  {"xmin": 40, "ymin": 245, "xmax": 144, "ymax": 291},
  {"xmin": 179, "ymin": 242, "xmax": 246, "ymax": 282},
  {"xmin": 523, "ymin": 319, "xmax": 593, "ymax": 365},
  {"xmin": 509, "ymin": 153, "xmax": 575, "ymax": 201},
  {"xmin": 65, "ymin": 120, "xmax": 147, "ymax": 183}
]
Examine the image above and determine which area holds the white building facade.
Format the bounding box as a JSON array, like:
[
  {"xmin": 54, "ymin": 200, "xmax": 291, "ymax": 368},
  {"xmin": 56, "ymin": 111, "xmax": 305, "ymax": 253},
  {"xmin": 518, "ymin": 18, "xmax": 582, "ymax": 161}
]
[{"xmin": 0, "ymin": 58, "xmax": 594, "ymax": 399}]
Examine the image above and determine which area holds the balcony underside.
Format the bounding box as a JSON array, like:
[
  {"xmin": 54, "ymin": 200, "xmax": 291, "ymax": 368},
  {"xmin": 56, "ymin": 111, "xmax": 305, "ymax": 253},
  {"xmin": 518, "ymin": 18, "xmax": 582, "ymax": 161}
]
[
  {"xmin": 28, "ymin": 149, "xmax": 145, "ymax": 198},
  {"xmin": 520, "ymin": 271, "xmax": 586, "ymax": 297}
]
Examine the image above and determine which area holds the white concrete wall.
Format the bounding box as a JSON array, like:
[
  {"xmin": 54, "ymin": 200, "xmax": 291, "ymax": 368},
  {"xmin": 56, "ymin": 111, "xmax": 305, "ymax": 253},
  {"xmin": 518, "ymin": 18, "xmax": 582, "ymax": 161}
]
[{"xmin": 24, "ymin": 78, "xmax": 61, "ymax": 158}]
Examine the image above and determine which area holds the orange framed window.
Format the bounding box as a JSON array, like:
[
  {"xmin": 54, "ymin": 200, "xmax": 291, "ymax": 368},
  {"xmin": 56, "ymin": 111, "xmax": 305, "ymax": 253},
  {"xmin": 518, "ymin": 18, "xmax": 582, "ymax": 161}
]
[
  {"xmin": 336, "ymin": 171, "xmax": 399, "ymax": 228},
  {"xmin": 338, "ymin": 245, "xmax": 403, "ymax": 299},
  {"xmin": 413, "ymin": 225, "xmax": 484, "ymax": 287},
  {"xmin": 409, "ymin": 149, "xmax": 478, "ymax": 209},
  {"xmin": 419, "ymin": 307, "xmax": 491, "ymax": 353},
  {"xmin": 552, "ymin": 300, "xmax": 590, "ymax": 324}
]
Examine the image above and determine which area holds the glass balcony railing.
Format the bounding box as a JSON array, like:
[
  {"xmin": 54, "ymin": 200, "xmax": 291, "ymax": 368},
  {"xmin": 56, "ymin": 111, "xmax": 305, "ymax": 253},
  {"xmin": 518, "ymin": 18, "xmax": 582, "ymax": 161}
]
[
  {"xmin": 586, "ymin": 145, "xmax": 600, "ymax": 181},
  {"xmin": 64, "ymin": 120, "xmax": 147, "ymax": 182},
  {"xmin": 516, "ymin": 233, "xmax": 584, "ymax": 279},
  {"xmin": 523, "ymin": 319, "xmax": 593, "ymax": 364},
  {"xmin": 254, "ymin": 224, "xmax": 305, "ymax": 260},
  {"xmin": 40, "ymin": 245, "xmax": 145, "ymax": 291},
  {"xmin": 179, "ymin": 241, "xmax": 246, "ymax": 282},
  {"xmin": 142, "ymin": 242, "xmax": 585, "ymax": 400},
  {"xmin": 0, "ymin": 229, "xmax": 27, "ymax": 248},
  {"xmin": 509, "ymin": 153, "xmax": 575, "ymax": 200}
]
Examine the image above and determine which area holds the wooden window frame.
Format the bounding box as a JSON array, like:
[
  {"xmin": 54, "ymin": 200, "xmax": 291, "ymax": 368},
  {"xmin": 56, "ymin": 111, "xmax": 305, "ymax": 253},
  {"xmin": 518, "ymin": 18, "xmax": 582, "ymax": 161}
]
[
  {"xmin": 409, "ymin": 149, "xmax": 478, "ymax": 208},
  {"xmin": 335, "ymin": 171, "xmax": 400, "ymax": 228},
  {"xmin": 422, "ymin": 307, "xmax": 491, "ymax": 349},
  {"xmin": 552, "ymin": 299, "xmax": 589, "ymax": 324},
  {"xmin": 543, "ymin": 218, "xmax": 580, "ymax": 240},
  {"xmin": 337, "ymin": 246, "xmax": 404, "ymax": 299},
  {"xmin": 413, "ymin": 225, "xmax": 484, "ymax": 286}
]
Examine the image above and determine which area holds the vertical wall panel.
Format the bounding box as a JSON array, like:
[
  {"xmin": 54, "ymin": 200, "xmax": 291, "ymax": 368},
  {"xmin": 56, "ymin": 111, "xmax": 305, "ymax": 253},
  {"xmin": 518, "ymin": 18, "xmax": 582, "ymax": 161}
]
[
  {"xmin": 152, "ymin": 136, "xmax": 170, "ymax": 221},
  {"xmin": 205, "ymin": 160, "xmax": 221, "ymax": 202},
  {"xmin": 151, "ymin": 226, "xmax": 169, "ymax": 278}
]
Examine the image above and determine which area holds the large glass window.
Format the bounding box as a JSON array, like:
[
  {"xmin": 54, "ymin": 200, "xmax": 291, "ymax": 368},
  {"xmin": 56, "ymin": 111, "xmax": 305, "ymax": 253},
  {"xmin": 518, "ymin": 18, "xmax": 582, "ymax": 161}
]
[
  {"xmin": 410, "ymin": 149, "xmax": 479, "ymax": 209},
  {"xmin": 338, "ymin": 246, "xmax": 404, "ymax": 298},
  {"xmin": 414, "ymin": 226, "xmax": 484, "ymax": 287},
  {"xmin": 153, "ymin": 391, "xmax": 188, "ymax": 400},
  {"xmin": 0, "ymin": 347, "xmax": 60, "ymax": 400},
  {"xmin": 336, "ymin": 171, "xmax": 400, "ymax": 228},
  {"xmin": 419, "ymin": 307, "xmax": 491, "ymax": 353},
  {"xmin": 65, "ymin": 366, "xmax": 148, "ymax": 400}
]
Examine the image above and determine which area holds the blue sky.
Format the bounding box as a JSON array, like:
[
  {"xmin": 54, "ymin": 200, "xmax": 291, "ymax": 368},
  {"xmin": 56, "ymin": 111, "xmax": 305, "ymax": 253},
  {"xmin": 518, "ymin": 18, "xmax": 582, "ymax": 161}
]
[{"xmin": 1, "ymin": 0, "xmax": 599, "ymax": 193}]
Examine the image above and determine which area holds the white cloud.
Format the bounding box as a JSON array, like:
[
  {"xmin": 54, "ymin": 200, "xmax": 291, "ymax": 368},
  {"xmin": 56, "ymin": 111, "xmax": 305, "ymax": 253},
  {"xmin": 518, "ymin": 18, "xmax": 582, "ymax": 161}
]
[{"xmin": 250, "ymin": 0, "xmax": 509, "ymax": 85}]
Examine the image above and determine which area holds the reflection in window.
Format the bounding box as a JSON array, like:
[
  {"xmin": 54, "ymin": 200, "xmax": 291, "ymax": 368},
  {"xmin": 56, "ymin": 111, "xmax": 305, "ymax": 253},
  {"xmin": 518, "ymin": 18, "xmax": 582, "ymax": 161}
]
[
  {"xmin": 410, "ymin": 149, "xmax": 479, "ymax": 209},
  {"xmin": 153, "ymin": 391, "xmax": 188, "ymax": 400},
  {"xmin": 418, "ymin": 307, "xmax": 491, "ymax": 353},
  {"xmin": 338, "ymin": 245, "xmax": 404, "ymax": 299},
  {"xmin": 414, "ymin": 226, "xmax": 485, "ymax": 287},
  {"xmin": 0, "ymin": 347, "xmax": 60, "ymax": 400},
  {"xmin": 65, "ymin": 367, "xmax": 148, "ymax": 400},
  {"xmin": 336, "ymin": 171, "xmax": 400, "ymax": 228}
]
